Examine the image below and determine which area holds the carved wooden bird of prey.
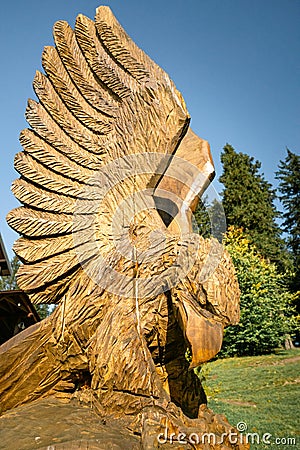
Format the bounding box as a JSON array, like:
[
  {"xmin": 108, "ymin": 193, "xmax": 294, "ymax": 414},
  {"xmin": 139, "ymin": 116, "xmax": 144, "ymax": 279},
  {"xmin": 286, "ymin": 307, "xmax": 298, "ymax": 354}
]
[{"xmin": 0, "ymin": 6, "xmax": 243, "ymax": 447}]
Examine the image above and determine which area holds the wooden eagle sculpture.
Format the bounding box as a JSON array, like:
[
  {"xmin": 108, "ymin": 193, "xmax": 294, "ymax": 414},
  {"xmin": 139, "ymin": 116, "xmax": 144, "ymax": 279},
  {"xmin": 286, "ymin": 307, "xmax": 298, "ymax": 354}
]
[{"xmin": 0, "ymin": 6, "xmax": 247, "ymax": 449}]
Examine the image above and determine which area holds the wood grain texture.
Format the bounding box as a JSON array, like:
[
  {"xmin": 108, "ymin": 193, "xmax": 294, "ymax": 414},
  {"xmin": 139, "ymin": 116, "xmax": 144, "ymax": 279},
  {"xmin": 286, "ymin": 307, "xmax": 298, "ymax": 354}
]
[{"xmin": 1, "ymin": 5, "xmax": 245, "ymax": 449}]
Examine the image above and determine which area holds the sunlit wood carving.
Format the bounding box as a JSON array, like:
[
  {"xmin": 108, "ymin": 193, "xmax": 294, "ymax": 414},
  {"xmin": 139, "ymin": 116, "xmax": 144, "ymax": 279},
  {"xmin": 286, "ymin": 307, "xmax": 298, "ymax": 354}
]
[{"xmin": 0, "ymin": 6, "xmax": 247, "ymax": 448}]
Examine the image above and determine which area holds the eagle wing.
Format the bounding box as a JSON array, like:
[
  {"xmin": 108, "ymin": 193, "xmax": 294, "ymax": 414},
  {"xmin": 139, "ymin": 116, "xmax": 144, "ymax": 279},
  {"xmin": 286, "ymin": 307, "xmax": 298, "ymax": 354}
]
[{"xmin": 7, "ymin": 6, "xmax": 190, "ymax": 304}]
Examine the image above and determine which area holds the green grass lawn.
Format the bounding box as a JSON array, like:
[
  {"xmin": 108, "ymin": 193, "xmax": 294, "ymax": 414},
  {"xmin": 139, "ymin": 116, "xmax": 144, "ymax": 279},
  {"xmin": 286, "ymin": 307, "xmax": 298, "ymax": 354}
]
[{"xmin": 202, "ymin": 350, "xmax": 300, "ymax": 449}]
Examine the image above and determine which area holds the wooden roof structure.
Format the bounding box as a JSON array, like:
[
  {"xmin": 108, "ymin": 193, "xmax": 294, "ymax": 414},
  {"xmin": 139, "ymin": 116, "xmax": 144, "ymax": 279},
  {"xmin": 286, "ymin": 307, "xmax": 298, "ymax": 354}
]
[{"xmin": 0, "ymin": 290, "xmax": 40, "ymax": 345}]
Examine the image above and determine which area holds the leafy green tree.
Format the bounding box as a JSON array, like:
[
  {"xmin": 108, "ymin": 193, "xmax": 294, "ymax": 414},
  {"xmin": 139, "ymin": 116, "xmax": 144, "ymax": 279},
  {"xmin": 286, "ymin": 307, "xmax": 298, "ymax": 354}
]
[
  {"xmin": 219, "ymin": 144, "xmax": 290, "ymax": 271},
  {"xmin": 220, "ymin": 227, "xmax": 297, "ymax": 357},
  {"xmin": 276, "ymin": 149, "xmax": 300, "ymax": 295}
]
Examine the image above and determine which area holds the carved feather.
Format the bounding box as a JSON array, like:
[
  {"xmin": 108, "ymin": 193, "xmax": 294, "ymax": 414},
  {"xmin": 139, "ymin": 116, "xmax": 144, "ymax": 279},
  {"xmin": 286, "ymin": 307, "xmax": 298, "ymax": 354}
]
[
  {"xmin": 95, "ymin": 6, "xmax": 152, "ymax": 82},
  {"xmin": 13, "ymin": 235, "xmax": 75, "ymax": 264},
  {"xmin": 42, "ymin": 46, "xmax": 112, "ymax": 134},
  {"xmin": 53, "ymin": 20, "xmax": 117, "ymax": 116},
  {"xmin": 14, "ymin": 152, "xmax": 84, "ymax": 198},
  {"xmin": 19, "ymin": 129, "xmax": 97, "ymax": 183},
  {"xmin": 8, "ymin": 6, "xmax": 189, "ymax": 304},
  {"xmin": 25, "ymin": 100, "xmax": 105, "ymax": 169},
  {"xmin": 7, "ymin": 208, "xmax": 74, "ymax": 237}
]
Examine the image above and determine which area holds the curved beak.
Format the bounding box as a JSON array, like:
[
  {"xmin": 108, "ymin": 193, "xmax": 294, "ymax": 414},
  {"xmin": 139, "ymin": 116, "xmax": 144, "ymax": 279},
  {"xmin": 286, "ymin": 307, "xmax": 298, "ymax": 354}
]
[{"xmin": 173, "ymin": 296, "xmax": 224, "ymax": 368}]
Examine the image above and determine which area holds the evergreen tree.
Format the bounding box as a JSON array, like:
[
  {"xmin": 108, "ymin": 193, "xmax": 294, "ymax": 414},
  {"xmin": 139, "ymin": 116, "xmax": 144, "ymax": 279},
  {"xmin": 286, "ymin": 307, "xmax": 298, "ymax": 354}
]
[
  {"xmin": 276, "ymin": 149, "xmax": 300, "ymax": 294},
  {"xmin": 194, "ymin": 198, "xmax": 226, "ymax": 243},
  {"xmin": 219, "ymin": 144, "xmax": 289, "ymax": 271},
  {"xmin": 193, "ymin": 197, "xmax": 211, "ymax": 238}
]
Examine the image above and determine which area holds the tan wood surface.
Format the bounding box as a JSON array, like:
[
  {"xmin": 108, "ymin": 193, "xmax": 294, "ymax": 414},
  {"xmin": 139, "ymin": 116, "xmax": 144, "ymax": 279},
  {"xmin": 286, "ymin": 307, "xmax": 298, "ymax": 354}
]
[{"xmin": 0, "ymin": 6, "xmax": 246, "ymax": 449}]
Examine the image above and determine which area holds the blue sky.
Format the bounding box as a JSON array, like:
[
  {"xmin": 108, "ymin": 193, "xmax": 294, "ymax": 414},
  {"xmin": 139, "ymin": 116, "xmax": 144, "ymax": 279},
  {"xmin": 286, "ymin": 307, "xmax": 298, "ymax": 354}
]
[{"xmin": 1, "ymin": 0, "xmax": 299, "ymax": 257}]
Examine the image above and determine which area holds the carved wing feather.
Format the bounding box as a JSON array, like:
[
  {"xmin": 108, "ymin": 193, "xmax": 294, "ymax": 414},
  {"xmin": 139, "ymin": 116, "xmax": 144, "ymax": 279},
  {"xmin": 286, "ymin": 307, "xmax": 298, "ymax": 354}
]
[
  {"xmin": 94, "ymin": 8, "xmax": 152, "ymax": 81},
  {"xmin": 42, "ymin": 46, "xmax": 113, "ymax": 133},
  {"xmin": 75, "ymin": 15, "xmax": 135, "ymax": 100},
  {"xmin": 24, "ymin": 100, "xmax": 105, "ymax": 168},
  {"xmin": 53, "ymin": 20, "xmax": 118, "ymax": 116},
  {"xmin": 14, "ymin": 235, "xmax": 75, "ymax": 264},
  {"xmin": 19, "ymin": 129, "xmax": 97, "ymax": 182},
  {"xmin": 8, "ymin": 208, "xmax": 74, "ymax": 237},
  {"xmin": 33, "ymin": 71, "xmax": 108, "ymax": 153},
  {"xmin": 8, "ymin": 6, "xmax": 189, "ymax": 304},
  {"xmin": 14, "ymin": 152, "xmax": 84, "ymax": 198},
  {"xmin": 11, "ymin": 179, "xmax": 75, "ymax": 214}
]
